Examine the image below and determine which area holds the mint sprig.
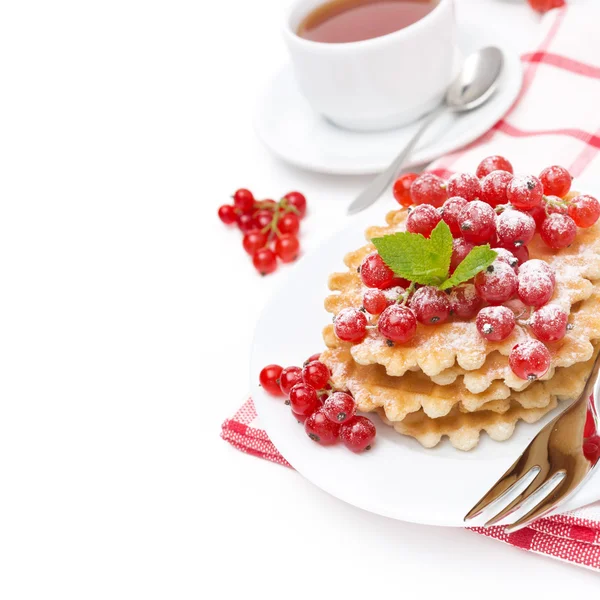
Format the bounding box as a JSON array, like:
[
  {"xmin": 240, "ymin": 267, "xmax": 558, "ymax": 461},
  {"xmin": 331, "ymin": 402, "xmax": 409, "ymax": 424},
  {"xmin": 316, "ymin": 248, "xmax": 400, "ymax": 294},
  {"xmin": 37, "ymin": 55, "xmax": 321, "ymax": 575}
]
[{"xmin": 371, "ymin": 221, "xmax": 496, "ymax": 290}]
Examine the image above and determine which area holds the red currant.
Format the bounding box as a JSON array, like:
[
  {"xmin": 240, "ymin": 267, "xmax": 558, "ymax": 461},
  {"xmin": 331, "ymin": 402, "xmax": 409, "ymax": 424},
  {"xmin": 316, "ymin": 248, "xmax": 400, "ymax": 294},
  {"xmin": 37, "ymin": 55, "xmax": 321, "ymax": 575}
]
[
  {"xmin": 279, "ymin": 366, "xmax": 303, "ymax": 396},
  {"xmin": 363, "ymin": 289, "xmax": 389, "ymax": 315},
  {"xmin": 529, "ymin": 304, "xmax": 568, "ymax": 342},
  {"xmin": 459, "ymin": 200, "xmax": 496, "ymax": 244},
  {"xmin": 446, "ymin": 172, "xmax": 482, "ymax": 202},
  {"xmin": 583, "ymin": 435, "xmax": 600, "ymax": 464},
  {"xmin": 539, "ymin": 165, "xmax": 572, "ymax": 197},
  {"xmin": 284, "ymin": 191, "xmax": 307, "ymax": 219},
  {"xmin": 304, "ymin": 353, "xmax": 321, "ymax": 365},
  {"xmin": 510, "ymin": 244, "xmax": 530, "ymax": 265},
  {"xmin": 393, "ymin": 173, "xmax": 418, "ymax": 207},
  {"xmin": 302, "ymin": 360, "xmax": 330, "ymax": 389},
  {"xmin": 237, "ymin": 212, "xmax": 258, "ymax": 234},
  {"xmin": 476, "ymin": 306, "xmax": 516, "ymax": 341},
  {"xmin": 254, "ymin": 209, "xmax": 273, "ymax": 229},
  {"xmin": 493, "ymin": 247, "xmax": 519, "ymax": 272},
  {"xmin": 545, "ymin": 196, "xmax": 568, "ymax": 216},
  {"xmin": 528, "ymin": 0, "xmax": 566, "ymax": 15},
  {"xmin": 378, "ymin": 305, "xmax": 417, "ymax": 343},
  {"xmin": 568, "ymin": 194, "xmax": 600, "ymax": 228},
  {"xmin": 323, "ymin": 392, "xmax": 356, "ymax": 423},
  {"xmin": 279, "ymin": 212, "xmax": 300, "ymax": 235},
  {"xmin": 495, "ymin": 209, "xmax": 536, "ymax": 249},
  {"xmin": 242, "ymin": 230, "xmax": 268, "ymax": 255},
  {"xmin": 450, "ymin": 238, "xmax": 473, "ymax": 272},
  {"xmin": 440, "ymin": 196, "xmax": 468, "ymax": 237},
  {"xmin": 480, "ymin": 170, "xmax": 514, "ymax": 207},
  {"xmin": 476, "ymin": 155, "xmax": 514, "ymax": 178},
  {"xmin": 410, "ymin": 286, "xmax": 450, "ymax": 325},
  {"xmin": 305, "ymin": 410, "xmax": 341, "ymax": 445},
  {"xmin": 509, "ymin": 340, "xmax": 551, "ymax": 380},
  {"xmin": 275, "ymin": 234, "xmax": 300, "ymax": 263},
  {"xmin": 518, "ymin": 270, "xmax": 555, "ymax": 307},
  {"xmin": 406, "ymin": 204, "xmax": 442, "ymax": 237},
  {"xmin": 340, "ymin": 416, "xmax": 376, "ymax": 452},
  {"xmin": 410, "ymin": 173, "xmax": 447, "ymax": 208},
  {"xmin": 360, "ymin": 252, "xmax": 395, "ymax": 289},
  {"xmin": 507, "ymin": 175, "xmax": 544, "ymax": 210},
  {"xmin": 519, "ymin": 259, "xmax": 556, "ymax": 285},
  {"xmin": 253, "ymin": 248, "xmax": 278, "ymax": 275},
  {"xmin": 259, "ymin": 364, "xmax": 284, "ymax": 396},
  {"xmin": 233, "ymin": 188, "xmax": 254, "ymax": 212},
  {"xmin": 260, "ymin": 199, "xmax": 277, "ymax": 211},
  {"xmin": 289, "ymin": 382, "xmax": 321, "ymax": 416},
  {"xmin": 527, "ymin": 204, "xmax": 546, "ymax": 231},
  {"xmin": 218, "ymin": 204, "xmax": 237, "ymax": 225},
  {"xmin": 474, "ymin": 260, "xmax": 518, "ymax": 304},
  {"xmin": 334, "ymin": 308, "xmax": 368, "ymax": 342},
  {"xmin": 449, "ymin": 284, "xmax": 482, "ymax": 319},
  {"xmin": 540, "ymin": 213, "xmax": 577, "ymax": 249}
]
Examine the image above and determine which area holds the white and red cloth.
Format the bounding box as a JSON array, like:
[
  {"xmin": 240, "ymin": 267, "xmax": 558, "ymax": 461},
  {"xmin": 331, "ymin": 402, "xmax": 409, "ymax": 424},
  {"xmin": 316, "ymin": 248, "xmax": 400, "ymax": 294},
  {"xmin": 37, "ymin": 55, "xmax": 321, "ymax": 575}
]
[{"xmin": 222, "ymin": 6, "xmax": 600, "ymax": 571}]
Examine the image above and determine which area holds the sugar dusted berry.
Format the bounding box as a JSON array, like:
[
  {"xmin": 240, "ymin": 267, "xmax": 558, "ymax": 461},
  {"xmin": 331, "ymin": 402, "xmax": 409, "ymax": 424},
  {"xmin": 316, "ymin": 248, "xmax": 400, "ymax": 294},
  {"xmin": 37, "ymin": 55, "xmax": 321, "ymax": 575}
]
[
  {"xmin": 474, "ymin": 260, "xmax": 518, "ymax": 304},
  {"xmin": 334, "ymin": 308, "xmax": 368, "ymax": 342},
  {"xmin": 511, "ymin": 244, "xmax": 530, "ymax": 265},
  {"xmin": 476, "ymin": 155, "xmax": 514, "ymax": 178},
  {"xmin": 363, "ymin": 289, "xmax": 389, "ymax": 315},
  {"xmin": 507, "ymin": 175, "xmax": 544, "ymax": 210},
  {"xmin": 495, "ymin": 209, "xmax": 536, "ymax": 249},
  {"xmin": 378, "ymin": 305, "xmax": 417, "ymax": 343},
  {"xmin": 493, "ymin": 247, "xmax": 519, "ymax": 272},
  {"xmin": 393, "ymin": 173, "xmax": 418, "ymax": 207},
  {"xmin": 509, "ymin": 340, "xmax": 551, "ymax": 381},
  {"xmin": 446, "ymin": 172, "xmax": 482, "ymax": 202},
  {"xmin": 302, "ymin": 360, "xmax": 330, "ymax": 389},
  {"xmin": 476, "ymin": 306, "xmax": 516, "ymax": 342},
  {"xmin": 360, "ymin": 252, "xmax": 395, "ymax": 289},
  {"xmin": 528, "ymin": 204, "xmax": 547, "ymax": 230},
  {"xmin": 259, "ymin": 364, "xmax": 284, "ymax": 396},
  {"xmin": 539, "ymin": 165, "xmax": 572, "ymax": 197},
  {"xmin": 218, "ymin": 204, "xmax": 237, "ymax": 225},
  {"xmin": 450, "ymin": 238, "xmax": 474, "ymax": 272},
  {"xmin": 440, "ymin": 196, "xmax": 468, "ymax": 237},
  {"xmin": 233, "ymin": 188, "xmax": 254, "ymax": 212},
  {"xmin": 519, "ymin": 259, "xmax": 556, "ymax": 284},
  {"xmin": 410, "ymin": 286, "xmax": 450, "ymax": 325},
  {"xmin": 518, "ymin": 269, "xmax": 555, "ymax": 307},
  {"xmin": 540, "ymin": 213, "xmax": 577, "ymax": 249},
  {"xmin": 340, "ymin": 416, "xmax": 376, "ymax": 452},
  {"xmin": 410, "ymin": 173, "xmax": 447, "ymax": 207},
  {"xmin": 323, "ymin": 392, "xmax": 356, "ymax": 423},
  {"xmin": 289, "ymin": 382, "xmax": 321, "ymax": 416},
  {"xmin": 480, "ymin": 170, "xmax": 513, "ymax": 207},
  {"xmin": 305, "ymin": 410, "xmax": 341, "ymax": 445},
  {"xmin": 406, "ymin": 204, "xmax": 442, "ymax": 237},
  {"xmin": 279, "ymin": 366, "xmax": 303, "ymax": 396},
  {"xmin": 530, "ymin": 304, "xmax": 569, "ymax": 342},
  {"xmin": 568, "ymin": 195, "xmax": 600, "ymax": 228},
  {"xmin": 459, "ymin": 200, "xmax": 496, "ymax": 244},
  {"xmin": 449, "ymin": 284, "xmax": 482, "ymax": 320}
]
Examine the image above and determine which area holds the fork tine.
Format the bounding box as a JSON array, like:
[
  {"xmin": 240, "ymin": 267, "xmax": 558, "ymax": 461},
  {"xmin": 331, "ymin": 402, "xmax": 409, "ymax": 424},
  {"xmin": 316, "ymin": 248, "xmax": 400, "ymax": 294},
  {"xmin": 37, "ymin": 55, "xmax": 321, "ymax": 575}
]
[
  {"xmin": 483, "ymin": 469, "xmax": 562, "ymax": 527},
  {"xmin": 464, "ymin": 456, "xmax": 540, "ymax": 521}
]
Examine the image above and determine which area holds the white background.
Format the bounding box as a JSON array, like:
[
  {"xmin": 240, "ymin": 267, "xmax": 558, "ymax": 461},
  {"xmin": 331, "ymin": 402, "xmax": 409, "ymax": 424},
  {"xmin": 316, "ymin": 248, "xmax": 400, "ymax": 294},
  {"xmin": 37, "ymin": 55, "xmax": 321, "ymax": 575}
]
[{"xmin": 0, "ymin": 0, "xmax": 597, "ymax": 598}]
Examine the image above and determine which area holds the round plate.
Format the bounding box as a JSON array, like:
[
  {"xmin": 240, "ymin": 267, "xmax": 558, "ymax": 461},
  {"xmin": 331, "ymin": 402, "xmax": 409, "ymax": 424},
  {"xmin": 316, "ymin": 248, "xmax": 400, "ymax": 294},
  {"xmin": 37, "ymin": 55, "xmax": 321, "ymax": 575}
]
[
  {"xmin": 250, "ymin": 207, "xmax": 600, "ymax": 527},
  {"xmin": 254, "ymin": 45, "xmax": 522, "ymax": 175}
]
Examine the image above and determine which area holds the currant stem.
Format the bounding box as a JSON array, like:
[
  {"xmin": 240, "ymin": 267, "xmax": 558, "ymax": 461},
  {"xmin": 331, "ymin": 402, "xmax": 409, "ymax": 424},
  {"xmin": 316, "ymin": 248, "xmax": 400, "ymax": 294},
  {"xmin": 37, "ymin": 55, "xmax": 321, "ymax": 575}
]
[{"xmin": 398, "ymin": 281, "xmax": 416, "ymax": 305}]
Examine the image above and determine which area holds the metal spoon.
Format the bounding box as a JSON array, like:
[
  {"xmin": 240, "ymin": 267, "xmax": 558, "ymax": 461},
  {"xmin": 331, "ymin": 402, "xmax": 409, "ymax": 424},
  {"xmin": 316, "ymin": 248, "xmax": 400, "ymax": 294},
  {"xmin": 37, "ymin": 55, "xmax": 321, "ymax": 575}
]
[{"xmin": 347, "ymin": 47, "xmax": 505, "ymax": 215}]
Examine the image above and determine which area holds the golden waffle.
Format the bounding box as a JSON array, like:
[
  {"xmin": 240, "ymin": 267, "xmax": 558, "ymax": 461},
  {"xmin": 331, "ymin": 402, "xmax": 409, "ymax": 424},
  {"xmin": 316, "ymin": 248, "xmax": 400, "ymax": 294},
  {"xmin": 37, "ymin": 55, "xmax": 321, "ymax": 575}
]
[
  {"xmin": 321, "ymin": 327, "xmax": 597, "ymax": 450},
  {"xmin": 325, "ymin": 208, "xmax": 600, "ymax": 391}
]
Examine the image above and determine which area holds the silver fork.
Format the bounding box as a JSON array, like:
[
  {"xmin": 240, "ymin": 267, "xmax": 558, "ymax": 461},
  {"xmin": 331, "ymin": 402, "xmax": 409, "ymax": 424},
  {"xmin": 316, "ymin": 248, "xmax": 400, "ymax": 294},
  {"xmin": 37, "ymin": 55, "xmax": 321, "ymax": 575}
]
[{"xmin": 464, "ymin": 350, "xmax": 600, "ymax": 532}]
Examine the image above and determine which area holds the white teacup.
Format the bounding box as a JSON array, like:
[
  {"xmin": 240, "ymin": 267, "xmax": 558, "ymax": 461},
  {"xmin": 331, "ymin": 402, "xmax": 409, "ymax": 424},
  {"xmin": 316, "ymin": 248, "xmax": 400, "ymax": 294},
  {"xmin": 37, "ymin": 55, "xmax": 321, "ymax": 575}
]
[{"xmin": 283, "ymin": 0, "xmax": 458, "ymax": 132}]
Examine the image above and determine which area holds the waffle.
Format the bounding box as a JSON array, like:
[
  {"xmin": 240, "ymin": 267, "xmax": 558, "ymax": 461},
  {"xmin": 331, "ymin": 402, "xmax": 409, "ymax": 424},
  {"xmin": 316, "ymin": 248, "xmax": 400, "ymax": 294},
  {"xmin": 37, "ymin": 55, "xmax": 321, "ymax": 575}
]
[
  {"xmin": 325, "ymin": 208, "xmax": 600, "ymax": 391},
  {"xmin": 321, "ymin": 326, "xmax": 597, "ymax": 450}
]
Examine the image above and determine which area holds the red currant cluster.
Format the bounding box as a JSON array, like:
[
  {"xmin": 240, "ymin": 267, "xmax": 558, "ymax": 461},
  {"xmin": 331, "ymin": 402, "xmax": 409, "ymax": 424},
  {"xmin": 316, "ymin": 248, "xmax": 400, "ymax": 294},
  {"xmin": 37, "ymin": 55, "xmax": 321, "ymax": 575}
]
[
  {"xmin": 528, "ymin": 0, "xmax": 565, "ymax": 14},
  {"xmin": 218, "ymin": 189, "xmax": 307, "ymax": 276},
  {"xmin": 336, "ymin": 156, "xmax": 600, "ymax": 382},
  {"xmin": 259, "ymin": 358, "xmax": 376, "ymax": 452}
]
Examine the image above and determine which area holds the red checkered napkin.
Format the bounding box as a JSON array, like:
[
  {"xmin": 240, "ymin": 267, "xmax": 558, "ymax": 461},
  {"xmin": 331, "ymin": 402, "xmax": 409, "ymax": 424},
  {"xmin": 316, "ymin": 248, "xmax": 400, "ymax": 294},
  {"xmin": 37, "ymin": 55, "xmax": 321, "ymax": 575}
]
[{"xmin": 223, "ymin": 6, "xmax": 600, "ymax": 570}]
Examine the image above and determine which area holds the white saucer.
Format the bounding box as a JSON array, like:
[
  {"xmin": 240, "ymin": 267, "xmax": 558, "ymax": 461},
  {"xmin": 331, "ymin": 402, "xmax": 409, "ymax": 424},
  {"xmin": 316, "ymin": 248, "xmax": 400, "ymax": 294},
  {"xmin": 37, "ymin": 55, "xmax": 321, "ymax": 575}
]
[{"xmin": 255, "ymin": 45, "xmax": 523, "ymax": 175}]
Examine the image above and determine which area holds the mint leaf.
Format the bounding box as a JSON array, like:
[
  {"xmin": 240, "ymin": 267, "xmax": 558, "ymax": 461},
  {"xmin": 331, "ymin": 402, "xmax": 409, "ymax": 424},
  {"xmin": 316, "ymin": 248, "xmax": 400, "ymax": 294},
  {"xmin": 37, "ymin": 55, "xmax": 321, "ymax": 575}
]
[
  {"xmin": 439, "ymin": 245, "xmax": 497, "ymax": 290},
  {"xmin": 371, "ymin": 221, "xmax": 453, "ymax": 286}
]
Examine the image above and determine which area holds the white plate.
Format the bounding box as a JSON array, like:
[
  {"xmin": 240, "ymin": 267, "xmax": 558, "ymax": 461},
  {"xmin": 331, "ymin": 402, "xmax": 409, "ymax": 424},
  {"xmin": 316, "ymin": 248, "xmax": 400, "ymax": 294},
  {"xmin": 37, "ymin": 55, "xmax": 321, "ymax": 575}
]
[
  {"xmin": 250, "ymin": 205, "xmax": 600, "ymax": 527},
  {"xmin": 254, "ymin": 43, "xmax": 522, "ymax": 175}
]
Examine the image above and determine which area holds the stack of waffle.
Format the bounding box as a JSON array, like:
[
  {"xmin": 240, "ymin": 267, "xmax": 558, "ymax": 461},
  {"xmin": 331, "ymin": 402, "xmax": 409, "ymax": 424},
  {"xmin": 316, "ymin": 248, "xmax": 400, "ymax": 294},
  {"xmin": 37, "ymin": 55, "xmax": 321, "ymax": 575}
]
[{"xmin": 321, "ymin": 209, "xmax": 600, "ymax": 450}]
